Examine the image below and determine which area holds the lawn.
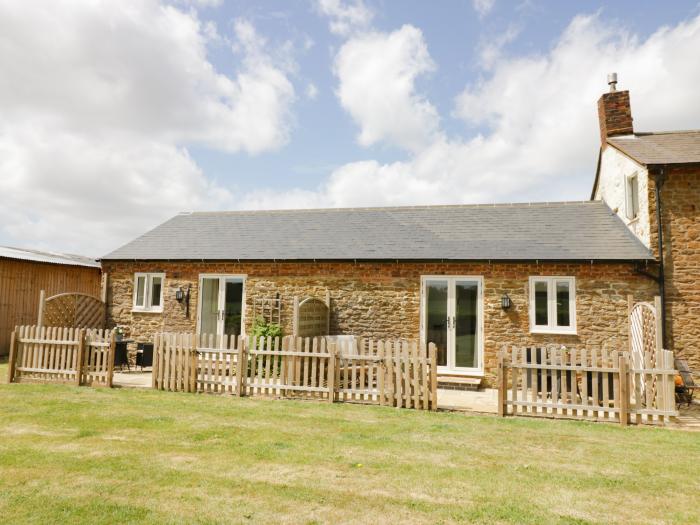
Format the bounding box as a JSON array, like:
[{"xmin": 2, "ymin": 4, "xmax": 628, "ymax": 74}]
[{"xmin": 1, "ymin": 362, "xmax": 699, "ymax": 524}]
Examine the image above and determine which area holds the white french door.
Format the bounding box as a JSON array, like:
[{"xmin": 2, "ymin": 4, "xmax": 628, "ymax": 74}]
[
  {"xmin": 197, "ymin": 274, "xmax": 246, "ymax": 341},
  {"xmin": 421, "ymin": 276, "xmax": 483, "ymax": 374}
]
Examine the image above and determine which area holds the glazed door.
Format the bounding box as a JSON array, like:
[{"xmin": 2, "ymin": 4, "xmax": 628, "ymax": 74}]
[
  {"xmin": 198, "ymin": 275, "xmax": 245, "ymax": 342},
  {"xmin": 422, "ymin": 277, "xmax": 483, "ymax": 374}
]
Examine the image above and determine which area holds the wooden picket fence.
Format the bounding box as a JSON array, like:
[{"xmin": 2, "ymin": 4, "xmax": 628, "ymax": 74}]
[
  {"xmin": 6, "ymin": 325, "xmax": 115, "ymax": 387},
  {"xmin": 497, "ymin": 346, "xmax": 678, "ymax": 425},
  {"xmin": 152, "ymin": 333, "xmax": 438, "ymax": 410}
]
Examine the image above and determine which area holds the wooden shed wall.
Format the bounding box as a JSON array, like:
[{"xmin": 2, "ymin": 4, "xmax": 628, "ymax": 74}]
[{"xmin": 0, "ymin": 259, "xmax": 101, "ymax": 355}]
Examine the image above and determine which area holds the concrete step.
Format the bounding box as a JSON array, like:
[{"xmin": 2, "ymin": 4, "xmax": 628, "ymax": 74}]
[{"xmin": 437, "ymin": 376, "xmax": 483, "ymax": 391}]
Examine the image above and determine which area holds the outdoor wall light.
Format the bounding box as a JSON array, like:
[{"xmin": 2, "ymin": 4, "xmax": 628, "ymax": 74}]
[
  {"xmin": 176, "ymin": 286, "xmax": 191, "ymax": 318},
  {"xmin": 175, "ymin": 288, "xmax": 184, "ymax": 302},
  {"xmin": 501, "ymin": 294, "xmax": 512, "ymax": 310}
]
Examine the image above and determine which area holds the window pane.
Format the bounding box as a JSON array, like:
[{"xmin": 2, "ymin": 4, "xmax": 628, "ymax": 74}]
[
  {"xmin": 223, "ymin": 280, "xmax": 243, "ymax": 337},
  {"xmin": 534, "ymin": 281, "xmax": 548, "ymax": 326},
  {"xmin": 200, "ymin": 278, "xmax": 220, "ymax": 336},
  {"xmin": 455, "ymin": 281, "xmax": 478, "ymax": 368},
  {"xmin": 426, "ymin": 280, "xmax": 448, "ymax": 367},
  {"xmin": 135, "ymin": 276, "xmax": 146, "ymax": 306},
  {"xmin": 556, "ymin": 281, "xmax": 570, "ymax": 327},
  {"xmin": 151, "ymin": 276, "xmax": 162, "ymax": 307}
]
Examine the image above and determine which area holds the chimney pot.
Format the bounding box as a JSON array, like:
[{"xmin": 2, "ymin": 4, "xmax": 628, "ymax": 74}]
[{"xmin": 607, "ymin": 72, "xmax": 618, "ymax": 92}]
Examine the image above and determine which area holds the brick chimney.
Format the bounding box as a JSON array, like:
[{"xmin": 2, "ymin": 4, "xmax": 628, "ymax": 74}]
[{"xmin": 597, "ymin": 72, "xmax": 633, "ymax": 144}]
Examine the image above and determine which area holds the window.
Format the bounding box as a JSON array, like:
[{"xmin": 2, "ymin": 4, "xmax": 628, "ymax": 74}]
[
  {"xmin": 529, "ymin": 277, "xmax": 576, "ymax": 334},
  {"xmin": 133, "ymin": 273, "xmax": 165, "ymax": 312},
  {"xmin": 625, "ymin": 172, "xmax": 639, "ymax": 220}
]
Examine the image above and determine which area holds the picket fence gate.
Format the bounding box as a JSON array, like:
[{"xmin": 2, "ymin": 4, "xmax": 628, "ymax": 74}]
[
  {"xmin": 497, "ymin": 346, "xmax": 678, "ymax": 425},
  {"xmin": 152, "ymin": 333, "xmax": 438, "ymax": 410},
  {"xmin": 7, "ymin": 325, "xmax": 115, "ymax": 387}
]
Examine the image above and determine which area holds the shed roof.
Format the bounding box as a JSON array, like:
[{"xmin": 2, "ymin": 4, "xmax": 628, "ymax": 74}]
[
  {"xmin": 607, "ymin": 130, "xmax": 700, "ymax": 165},
  {"xmin": 102, "ymin": 201, "xmax": 652, "ymax": 262},
  {"xmin": 0, "ymin": 246, "xmax": 100, "ymax": 268}
]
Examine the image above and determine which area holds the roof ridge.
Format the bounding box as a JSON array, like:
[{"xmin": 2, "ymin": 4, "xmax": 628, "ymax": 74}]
[
  {"xmin": 632, "ymin": 129, "xmax": 700, "ymax": 136},
  {"xmin": 184, "ymin": 200, "xmax": 600, "ymax": 216}
]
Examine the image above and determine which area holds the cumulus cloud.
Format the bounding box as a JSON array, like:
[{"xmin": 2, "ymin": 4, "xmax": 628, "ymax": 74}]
[
  {"xmin": 473, "ymin": 0, "xmax": 495, "ymax": 18},
  {"xmin": 334, "ymin": 25, "xmax": 440, "ymax": 151},
  {"xmin": 0, "ymin": 1, "xmax": 296, "ymax": 255},
  {"xmin": 250, "ymin": 12, "xmax": 700, "ymax": 210},
  {"xmin": 315, "ymin": 0, "xmax": 374, "ymax": 36}
]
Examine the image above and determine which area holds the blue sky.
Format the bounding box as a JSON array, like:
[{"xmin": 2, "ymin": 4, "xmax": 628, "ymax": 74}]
[{"xmin": 1, "ymin": 0, "xmax": 699, "ymax": 255}]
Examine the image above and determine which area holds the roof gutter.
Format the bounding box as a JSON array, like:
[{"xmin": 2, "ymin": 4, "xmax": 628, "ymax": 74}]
[{"xmin": 651, "ymin": 166, "xmax": 668, "ymax": 349}]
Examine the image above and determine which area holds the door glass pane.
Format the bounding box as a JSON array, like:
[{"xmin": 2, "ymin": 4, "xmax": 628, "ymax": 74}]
[
  {"xmin": 200, "ymin": 278, "xmax": 219, "ymax": 336},
  {"xmin": 135, "ymin": 276, "xmax": 146, "ymax": 307},
  {"xmin": 556, "ymin": 281, "xmax": 570, "ymax": 327},
  {"xmin": 223, "ymin": 279, "xmax": 243, "ymax": 337},
  {"xmin": 425, "ymin": 280, "xmax": 448, "ymax": 367},
  {"xmin": 534, "ymin": 281, "xmax": 548, "ymax": 326},
  {"xmin": 151, "ymin": 276, "xmax": 162, "ymax": 307},
  {"xmin": 455, "ymin": 281, "xmax": 479, "ymax": 368}
]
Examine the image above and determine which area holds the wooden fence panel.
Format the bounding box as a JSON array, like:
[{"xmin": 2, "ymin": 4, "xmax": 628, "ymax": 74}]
[
  {"xmin": 498, "ymin": 346, "xmax": 678, "ymax": 426},
  {"xmin": 151, "ymin": 333, "xmax": 437, "ymax": 410},
  {"xmin": 7, "ymin": 325, "xmax": 114, "ymax": 387}
]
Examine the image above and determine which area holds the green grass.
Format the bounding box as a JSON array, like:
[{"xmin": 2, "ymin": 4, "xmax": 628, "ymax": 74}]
[{"xmin": 1, "ymin": 362, "xmax": 699, "ymax": 524}]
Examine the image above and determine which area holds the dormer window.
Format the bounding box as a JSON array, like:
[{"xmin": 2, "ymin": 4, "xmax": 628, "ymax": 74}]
[{"xmin": 625, "ymin": 172, "xmax": 639, "ymax": 220}]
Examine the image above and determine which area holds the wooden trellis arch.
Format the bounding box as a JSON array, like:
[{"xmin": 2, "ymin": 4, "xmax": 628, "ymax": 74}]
[
  {"xmin": 38, "ymin": 290, "xmax": 106, "ymax": 329},
  {"xmin": 293, "ymin": 291, "xmax": 330, "ymax": 337},
  {"xmin": 628, "ymin": 295, "xmax": 663, "ymax": 400}
]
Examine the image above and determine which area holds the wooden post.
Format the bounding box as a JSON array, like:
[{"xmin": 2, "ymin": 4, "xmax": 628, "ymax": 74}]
[
  {"xmin": 428, "ymin": 343, "xmax": 438, "ymax": 411},
  {"xmin": 74, "ymin": 329, "xmax": 86, "ymax": 386},
  {"xmin": 378, "ymin": 340, "xmax": 385, "ymax": 406},
  {"xmin": 106, "ymin": 331, "xmax": 116, "ymax": 388},
  {"xmin": 618, "ymin": 354, "xmax": 629, "ymax": 426},
  {"xmin": 7, "ymin": 328, "xmax": 18, "ymax": 383},
  {"xmin": 327, "ymin": 342, "xmax": 336, "ymax": 403},
  {"xmin": 190, "ymin": 333, "xmax": 198, "ymax": 393},
  {"xmin": 654, "ymin": 295, "xmax": 663, "ymax": 351},
  {"xmin": 152, "ymin": 334, "xmax": 160, "ymax": 389},
  {"xmin": 37, "ymin": 290, "xmax": 46, "ymax": 326},
  {"xmin": 292, "ymin": 296, "xmax": 299, "ymax": 337},
  {"xmin": 627, "ymin": 294, "xmax": 634, "ymax": 355},
  {"xmin": 497, "ymin": 352, "xmax": 507, "ymax": 417},
  {"xmin": 236, "ymin": 335, "xmax": 246, "ymax": 396},
  {"xmin": 101, "ymin": 273, "xmax": 108, "ymax": 327}
]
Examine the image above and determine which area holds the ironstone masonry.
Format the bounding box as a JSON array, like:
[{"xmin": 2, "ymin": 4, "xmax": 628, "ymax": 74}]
[{"xmin": 103, "ymin": 260, "xmax": 657, "ymax": 386}]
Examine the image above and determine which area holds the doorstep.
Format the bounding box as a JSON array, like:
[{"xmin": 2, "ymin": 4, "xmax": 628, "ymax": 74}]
[{"xmin": 437, "ymin": 375, "xmax": 483, "ymax": 391}]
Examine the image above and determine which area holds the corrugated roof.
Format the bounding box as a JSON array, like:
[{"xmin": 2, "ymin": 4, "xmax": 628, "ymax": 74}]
[
  {"xmin": 607, "ymin": 130, "xmax": 700, "ymax": 165},
  {"xmin": 0, "ymin": 246, "xmax": 100, "ymax": 268},
  {"xmin": 102, "ymin": 201, "xmax": 652, "ymax": 262}
]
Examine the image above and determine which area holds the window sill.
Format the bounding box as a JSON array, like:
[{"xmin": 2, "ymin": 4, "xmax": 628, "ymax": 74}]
[
  {"xmin": 530, "ymin": 327, "xmax": 577, "ymax": 335},
  {"xmin": 132, "ymin": 308, "xmax": 164, "ymax": 314}
]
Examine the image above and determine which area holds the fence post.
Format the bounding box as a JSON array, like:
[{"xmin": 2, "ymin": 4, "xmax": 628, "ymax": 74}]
[
  {"xmin": 654, "ymin": 295, "xmax": 663, "ymax": 352},
  {"xmin": 327, "ymin": 341, "xmax": 336, "ymax": 403},
  {"xmin": 236, "ymin": 336, "xmax": 247, "ymax": 397},
  {"xmin": 37, "ymin": 290, "xmax": 46, "ymax": 326},
  {"xmin": 618, "ymin": 354, "xmax": 629, "ymax": 426},
  {"xmin": 190, "ymin": 333, "xmax": 198, "ymax": 393},
  {"xmin": 106, "ymin": 331, "xmax": 116, "ymax": 388},
  {"xmin": 428, "ymin": 342, "xmax": 438, "ymax": 411},
  {"xmin": 7, "ymin": 328, "xmax": 18, "ymax": 383},
  {"xmin": 74, "ymin": 329, "xmax": 86, "ymax": 386},
  {"xmin": 497, "ymin": 352, "xmax": 507, "ymax": 417}
]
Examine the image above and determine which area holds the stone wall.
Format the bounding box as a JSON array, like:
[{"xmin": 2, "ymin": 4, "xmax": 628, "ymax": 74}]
[
  {"xmin": 102, "ymin": 260, "xmax": 656, "ymax": 385},
  {"xmin": 648, "ymin": 165, "xmax": 700, "ymax": 369}
]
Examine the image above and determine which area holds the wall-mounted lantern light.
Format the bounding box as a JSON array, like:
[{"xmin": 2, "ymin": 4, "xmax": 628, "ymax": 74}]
[
  {"xmin": 501, "ymin": 293, "xmax": 512, "ymax": 310},
  {"xmin": 175, "ymin": 288, "xmax": 184, "ymax": 302},
  {"xmin": 175, "ymin": 286, "xmax": 191, "ymax": 318}
]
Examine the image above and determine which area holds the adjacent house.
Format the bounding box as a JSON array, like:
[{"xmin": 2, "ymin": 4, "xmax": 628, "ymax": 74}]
[
  {"xmin": 592, "ymin": 75, "xmax": 700, "ymax": 371},
  {"xmin": 0, "ymin": 246, "xmax": 101, "ymax": 356},
  {"xmin": 102, "ymin": 78, "xmax": 698, "ymax": 386}
]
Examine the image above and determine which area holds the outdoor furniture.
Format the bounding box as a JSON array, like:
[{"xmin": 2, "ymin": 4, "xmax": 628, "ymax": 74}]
[
  {"xmin": 114, "ymin": 340, "xmax": 131, "ymax": 371},
  {"xmin": 675, "ymin": 358, "xmax": 699, "ymax": 407},
  {"xmin": 136, "ymin": 343, "xmax": 154, "ymax": 370}
]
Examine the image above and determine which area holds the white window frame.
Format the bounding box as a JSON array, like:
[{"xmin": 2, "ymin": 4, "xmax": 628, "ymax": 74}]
[
  {"xmin": 529, "ymin": 276, "xmax": 576, "ymax": 334},
  {"xmin": 132, "ymin": 272, "xmax": 165, "ymax": 313},
  {"xmin": 625, "ymin": 172, "xmax": 639, "ymax": 220}
]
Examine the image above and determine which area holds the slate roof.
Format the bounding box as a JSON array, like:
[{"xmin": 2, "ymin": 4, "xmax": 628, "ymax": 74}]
[
  {"xmin": 102, "ymin": 201, "xmax": 652, "ymax": 262},
  {"xmin": 607, "ymin": 130, "xmax": 700, "ymax": 165},
  {"xmin": 0, "ymin": 246, "xmax": 100, "ymax": 268}
]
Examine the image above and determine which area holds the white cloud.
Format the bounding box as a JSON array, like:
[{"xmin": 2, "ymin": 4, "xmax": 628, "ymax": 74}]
[
  {"xmin": 315, "ymin": 0, "xmax": 374, "ymax": 36},
  {"xmin": 306, "ymin": 83, "xmax": 319, "ymax": 99},
  {"xmin": 247, "ymin": 13, "xmax": 700, "ymax": 210},
  {"xmin": 0, "ymin": 1, "xmax": 296, "ymax": 255},
  {"xmin": 473, "ymin": 0, "xmax": 496, "ymax": 18},
  {"xmin": 478, "ymin": 24, "xmax": 520, "ymax": 70},
  {"xmin": 334, "ymin": 25, "xmax": 440, "ymax": 152}
]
